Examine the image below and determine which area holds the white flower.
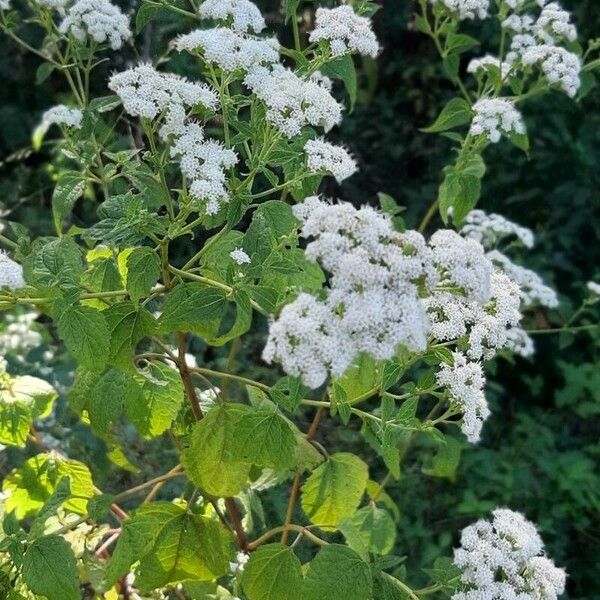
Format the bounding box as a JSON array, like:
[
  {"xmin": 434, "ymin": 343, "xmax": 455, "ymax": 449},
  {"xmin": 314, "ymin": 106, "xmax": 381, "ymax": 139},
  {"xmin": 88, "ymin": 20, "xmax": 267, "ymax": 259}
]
[
  {"xmin": 108, "ymin": 64, "xmax": 218, "ymax": 120},
  {"xmin": 0, "ymin": 0, "xmax": 10, "ymax": 10},
  {"xmin": 309, "ymin": 5, "xmax": 379, "ymax": 58},
  {"xmin": 505, "ymin": 327, "xmax": 535, "ymax": 358},
  {"xmin": 429, "ymin": 0, "xmax": 489, "ymax": 20},
  {"xmin": 0, "ymin": 253, "xmax": 25, "ymax": 290},
  {"xmin": 467, "ymin": 55, "xmax": 511, "ymax": 80},
  {"xmin": 486, "ymin": 250, "xmax": 558, "ymax": 308},
  {"xmin": 521, "ymin": 44, "xmax": 581, "ymax": 97},
  {"xmin": 37, "ymin": 105, "xmax": 83, "ymax": 136},
  {"xmin": 587, "ymin": 281, "xmax": 600, "ymax": 296},
  {"xmin": 436, "ymin": 352, "xmax": 489, "ymax": 443},
  {"xmin": 537, "ymin": 2, "xmax": 577, "ymax": 42},
  {"xmin": 470, "ymin": 98, "xmax": 526, "ymax": 143},
  {"xmin": 430, "ymin": 229, "xmax": 492, "ymax": 303},
  {"xmin": 175, "ymin": 28, "xmax": 280, "ymax": 71},
  {"xmin": 0, "ymin": 312, "xmax": 43, "ymax": 359},
  {"xmin": 461, "ymin": 209, "xmax": 535, "ymax": 249},
  {"xmin": 244, "ymin": 65, "xmax": 343, "ymax": 137},
  {"xmin": 198, "ymin": 0, "xmax": 265, "ymax": 33},
  {"xmin": 452, "ymin": 509, "xmax": 566, "ymax": 600},
  {"xmin": 304, "ymin": 138, "xmax": 357, "ymax": 183},
  {"xmin": 229, "ymin": 551, "xmax": 250, "ymax": 573},
  {"xmin": 58, "ymin": 0, "xmax": 131, "ymax": 50},
  {"xmin": 230, "ymin": 248, "xmax": 251, "ymax": 265}
]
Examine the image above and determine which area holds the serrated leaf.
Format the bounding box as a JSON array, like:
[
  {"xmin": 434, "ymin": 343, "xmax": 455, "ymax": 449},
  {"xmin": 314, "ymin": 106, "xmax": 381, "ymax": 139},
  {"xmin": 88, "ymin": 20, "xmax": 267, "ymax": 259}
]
[
  {"xmin": 423, "ymin": 436, "xmax": 462, "ymax": 481},
  {"xmin": 126, "ymin": 247, "xmax": 161, "ymax": 302},
  {"xmin": 57, "ymin": 304, "xmax": 110, "ymax": 370},
  {"xmin": 22, "ymin": 535, "xmax": 79, "ymax": 600},
  {"xmin": 241, "ymin": 544, "xmax": 304, "ymax": 600},
  {"xmin": 52, "ymin": 172, "xmax": 86, "ymax": 235},
  {"xmin": 423, "ymin": 98, "xmax": 472, "ymax": 133},
  {"xmin": 321, "ymin": 54, "xmax": 358, "ymax": 110},
  {"xmin": 23, "ymin": 237, "xmax": 83, "ymax": 290},
  {"xmin": 301, "ymin": 452, "xmax": 369, "ymax": 529},
  {"xmin": 339, "ymin": 506, "xmax": 396, "ymax": 558}
]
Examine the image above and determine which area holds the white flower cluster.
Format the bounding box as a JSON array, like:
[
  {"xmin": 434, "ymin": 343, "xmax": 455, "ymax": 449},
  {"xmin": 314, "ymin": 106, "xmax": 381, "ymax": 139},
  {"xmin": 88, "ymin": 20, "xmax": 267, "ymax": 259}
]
[
  {"xmin": 198, "ymin": 0, "xmax": 265, "ymax": 33},
  {"xmin": 304, "ymin": 138, "xmax": 357, "ymax": 183},
  {"xmin": 263, "ymin": 197, "xmax": 436, "ymax": 388},
  {"xmin": 429, "ymin": 0, "xmax": 489, "ymax": 20},
  {"xmin": 58, "ymin": 0, "xmax": 131, "ymax": 50},
  {"xmin": 0, "ymin": 0, "xmax": 10, "ymax": 10},
  {"xmin": 0, "ymin": 253, "xmax": 25, "ymax": 290},
  {"xmin": 467, "ymin": 55, "xmax": 511, "ymax": 80},
  {"xmin": 587, "ymin": 281, "xmax": 600, "ymax": 296},
  {"xmin": 461, "ymin": 209, "xmax": 534, "ymax": 249},
  {"xmin": 244, "ymin": 65, "xmax": 343, "ymax": 137},
  {"xmin": 108, "ymin": 64, "xmax": 218, "ymax": 120},
  {"xmin": 230, "ymin": 248, "xmax": 251, "ymax": 265},
  {"xmin": 453, "ymin": 508, "xmax": 566, "ymax": 600},
  {"xmin": 503, "ymin": 2, "xmax": 581, "ymax": 97},
  {"xmin": 308, "ymin": 5, "xmax": 380, "ymax": 58},
  {"xmin": 38, "ymin": 104, "xmax": 83, "ymax": 130},
  {"xmin": 109, "ymin": 65, "xmax": 236, "ymax": 214},
  {"xmin": 461, "ymin": 209, "xmax": 558, "ymax": 310},
  {"xmin": 436, "ymin": 352, "xmax": 489, "ymax": 443},
  {"xmin": 469, "ymin": 98, "xmax": 526, "ymax": 144},
  {"xmin": 175, "ymin": 28, "xmax": 280, "ymax": 72}
]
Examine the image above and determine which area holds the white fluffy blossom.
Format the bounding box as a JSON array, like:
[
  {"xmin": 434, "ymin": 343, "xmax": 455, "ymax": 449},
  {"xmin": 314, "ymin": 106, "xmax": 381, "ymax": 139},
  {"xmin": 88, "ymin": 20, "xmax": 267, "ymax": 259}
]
[
  {"xmin": 436, "ymin": 352, "xmax": 489, "ymax": 443},
  {"xmin": 230, "ymin": 248, "xmax": 251, "ymax": 265},
  {"xmin": 38, "ymin": 105, "xmax": 83, "ymax": 131},
  {"xmin": 175, "ymin": 28, "xmax": 279, "ymax": 71},
  {"xmin": 487, "ymin": 250, "xmax": 558, "ymax": 308},
  {"xmin": 467, "ymin": 55, "xmax": 511, "ymax": 80},
  {"xmin": 521, "ymin": 44, "xmax": 581, "ymax": 97},
  {"xmin": 537, "ymin": 2, "xmax": 577, "ymax": 42},
  {"xmin": 470, "ymin": 98, "xmax": 526, "ymax": 144},
  {"xmin": 309, "ymin": 5, "xmax": 379, "ymax": 58},
  {"xmin": 229, "ymin": 551, "xmax": 250, "ymax": 573},
  {"xmin": 304, "ymin": 138, "xmax": 357, "ymax": 183},
  {"xmin": 0, "ymin": 0, "xmax": 10, "ymax": 10},
  {"xmin": 169, "ymin": 120, "xmax": 238, "ymax": 215},
  {"xmin": 0, "ymin": 253, "xmax": 25, "ymax": 290},
  {"xmin": 198, "ymin": 0, "xmax": 265, "ymax": 33},
  {"xmin": 429, "ymin": 0, "xmax": 489, "ymax": 20},
  {"xmin": 0, "ymin": 312, "xmax": 43, "ymax": 359},
  {"xmin": 430, "ymin": 229, "xmax": 492, "ymax": 303},
  {"xmin": 587, "ymin": 281, "xmax": 600, "ymax": 296},
  {"xmin": 453, "ymin": 509, "xmax": 566, "ymax": 600},
  {"xmin": 58, "ymin": 0, "xmax": 131, "ymax": 50},
  {"xmin": 244, "ymin": 65, "xmax": 343, "ymax": 137},
  {"xmin": 461, "ymin": 209, "xmax": 534, "ymax": 249},
  {"xmin": 108, "ymin": 64, "xmax": 218, "ymax": 120},
  {"xmin": 505, "ymin": 327, "xmax": 535, "ymax": 358}
]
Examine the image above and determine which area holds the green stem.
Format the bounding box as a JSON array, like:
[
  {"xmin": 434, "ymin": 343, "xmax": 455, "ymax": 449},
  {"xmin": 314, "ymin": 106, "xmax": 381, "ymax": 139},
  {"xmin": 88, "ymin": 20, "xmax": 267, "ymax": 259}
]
[
  {"xmin": 380, "ymin": 573, "xmax": 420, "ymax": 600},
  {"xmin": 418, "ymin": 199, "xmax": 440, "ymax": 233},
  {"xmin": 526, "ymin": 323, "xmax": 599, "ymax": 335},
  {"xmin": 249, "ymin": 524, "xmax": 328, "ymax": 550},
  {"xmin": 190, "ymin": 367, "xmax": 270, "ymax": 392}
]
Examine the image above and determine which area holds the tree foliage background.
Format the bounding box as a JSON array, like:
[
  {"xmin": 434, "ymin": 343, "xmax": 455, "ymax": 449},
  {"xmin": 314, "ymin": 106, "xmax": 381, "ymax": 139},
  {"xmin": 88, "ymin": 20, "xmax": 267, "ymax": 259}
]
[{"xmin": 0, "ymin": 0, "xmax": 598, "ymax": 597}]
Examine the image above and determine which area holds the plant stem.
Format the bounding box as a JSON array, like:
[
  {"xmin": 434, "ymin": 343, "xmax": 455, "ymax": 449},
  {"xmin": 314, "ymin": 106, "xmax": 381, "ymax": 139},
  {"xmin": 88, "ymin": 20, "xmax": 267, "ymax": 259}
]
[
  {"xmin": 113, "ymin": 467, "xmax": 184, "ymax": 503},
  {"xmin": 177, "ymin": 332, "xmax": 203, "ymax": 421},
  {"xmin": 225, "ymin": 497, "xmax": 249, "ymax": 551},
  {"xmin": 190, "ymin": 366, "xmax": 270, "ymax": 392},
  {"xmin": 526, "ymin": 323, "xmax": 599, "ymax": 335},
  {"xmin": 418, "ymin": 199, "xmax": 440, "ymax": 233},
  {"xmin": 380, "ymin": 573, "xmax": 420, "ymax": 600},
  {"xmin": 250, "ymin": 524, "xmax": 328, "ymax": 550}
]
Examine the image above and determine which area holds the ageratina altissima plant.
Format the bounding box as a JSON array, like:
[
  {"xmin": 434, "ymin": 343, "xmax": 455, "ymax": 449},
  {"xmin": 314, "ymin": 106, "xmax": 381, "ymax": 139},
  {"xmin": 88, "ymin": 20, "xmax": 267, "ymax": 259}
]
[{"xmin": 0, "ymin": 0, "xmax": 597, "ymax": 598}]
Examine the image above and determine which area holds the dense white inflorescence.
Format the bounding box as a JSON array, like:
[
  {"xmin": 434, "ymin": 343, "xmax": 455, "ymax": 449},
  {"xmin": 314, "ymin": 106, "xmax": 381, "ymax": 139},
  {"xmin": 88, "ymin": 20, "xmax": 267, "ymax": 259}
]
[
  {"xmin": 0, "ymin": 312, "xmax": 43, "ymax": 360},
  {"xmin": 429, "ymin": 0, "xmax": 490, "ymax": 20},
  {"xmin": 436, "ymin": 352, "xmax": 489, "ymax": 442},
  {"xmin": 587, "ymin": 281, "xmax": 600, "ymax": 296},
  {"xmin": 58, "ymin": 0, "xmax": 131, "ymax": 50},
  {"xmin": 230, "ymin": 248, "xmax": 251, "ymax": 265},
  {"xmin": 0, "ymin": 253, "xmax": 25, "ymax": 289},
  {"xmin": 175, "ymin": 28, "xmax": 280, "ymax": 71},
  {"xmin": 244, "ymin": 65, "xmax": 343, "ymax": 137},
  {"xmin": 502, "ymin": 1, "xmax": 581, "ymax": 97},
  {"xmin": 453, "ymin": 509, "xmax": 566, "ymax": 600},
  {"xmin": 461, "ymin": 209, "xmax": 534, "ymax": 249},
  {"xmin": 304, "ymin": 138, "xmax": 357, "ymax": 183},
  {"xmin": 39, "ymin": 105, "xmax": 83, "ymax": 130},
  {"xmin": 0, "ymin": 0, "xmax": 10, "ymax": 10},
  {"xmin": 467, "ymin": 54, "xmax": 511, "ymax": 80},
  {"xmin": 308, "ymin": 6, "xmax": 380, "ymax": 58},
  {"xmin": 108, "ymin": 64, "xmax": 218, "ymax": 120},
  {"xmin": 198, "ymin": 0, "xmax": 265, "ymax": 33},
  {"xmin": 469, "ymin": 98, "xmax": 526, "ymax": 143}
]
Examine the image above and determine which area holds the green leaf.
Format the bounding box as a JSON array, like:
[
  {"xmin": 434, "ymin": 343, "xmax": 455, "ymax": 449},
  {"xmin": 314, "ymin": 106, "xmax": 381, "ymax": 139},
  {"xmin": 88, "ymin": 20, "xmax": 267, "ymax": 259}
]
[
  {"xmin": 242, "ymin": 544, "xmax": 304, "ymax": 600},
  {"xmin": 423, "ymin": 98, "xmax": 472, "ymax": 133},
  {"xmin": 438, "ymin": 165, "xmax": 482, "ymax": 224},
  {"xmin": 321, "ymin": 54, "xmax": 358, "ymax": 110},
  {"xmin": 3, "ymin": 453, "xmax": 94, "ymax": 519},
  {"xmin": 301, "ymin": 452, "xmax": 369, "ymax": 529},
  {"xmin": 83, "ymin": 258, "xmax": 123, "ymax": 294},
  {"xmin": 206, "ymin": 290, "xmax": 253, "ymax": 346},
  {"xmin": 57, "ymin": 304, "xmax": 110, "ymax": 370},
  {"xmin": 0, "ymin": 376, "xmax": 57, "ymax": 447},
  {"xmin": 23, "ymin": 237, "xmax": 83, "ymax": 290},
  {"xmin": 89, "ymin": 94, "xmax": 122, "ymax": 113},
  {"xmin": 126, "ymin": 247, "xmax": 161, "ymax": 302},
  {"xmin": 423, "ymin": 436, "xmax": 462, "ymax": 481},
  {"xmin": 128, "ymin": 361, "xmax": 185, "ymax": 438},
  {"xmin": 339, "ymin": 506, "xmax": 396, "ymax": 558},
  {"xmin": 445, "ymin": 33, "xmax": 479, "ymax": 55},
  {"xmin": 131, "ymin": 503, "xmax": 234, "ymax": 592},
  {"xmin": 182, "ymin": 404, "xmax": 252, "ymax": 497},
  {"xmin": 22, "ymin": 535, "xmax": 79, "ymax": 600},
  {"xmin": 35, "ymin": 62, "xmax": 55, "ymax": 85},
  {"xmin": 159, "ymin": 283, "xmax": 227, "ymax": 339},
  {"xmin": 332, "ymin": 354, "xmax": 380, "ymax": 404},
  {"xmin": 52, "ymin": 172, "xmax": 86, "ymax": 235},
  {"xmin": 508, "ymin": 130, "xmax": 530, "ymax": 153},
  {"xmin": 303, "ymin": 545, "xmax": 372, "ymax": 600},
  {"xmin": 270, "ymin": 376, "xmax": 305, "ymax": 411},
  {"xmin": 104, "ymin": 302, "xmax": 156, "ymax": 370},
  {"xmin": 284, "ymin": 0, "xmax": 300, "ymax": 23}
]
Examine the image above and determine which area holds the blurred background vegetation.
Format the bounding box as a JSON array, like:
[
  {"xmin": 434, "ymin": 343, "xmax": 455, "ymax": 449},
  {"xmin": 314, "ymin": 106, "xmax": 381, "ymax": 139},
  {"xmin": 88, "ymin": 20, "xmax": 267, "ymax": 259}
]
[{"xmin": 0, "ymin": 0, "xmax": 598, "ymax": 598}]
